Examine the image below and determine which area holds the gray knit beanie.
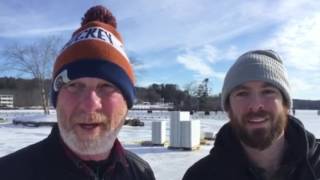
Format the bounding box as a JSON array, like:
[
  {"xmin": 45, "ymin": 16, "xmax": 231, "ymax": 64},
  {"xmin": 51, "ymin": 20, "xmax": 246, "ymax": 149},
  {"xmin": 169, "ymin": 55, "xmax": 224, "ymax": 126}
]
[{"xmin": 221, "ymin": 50, "xmax": 291, "ymax": 111}]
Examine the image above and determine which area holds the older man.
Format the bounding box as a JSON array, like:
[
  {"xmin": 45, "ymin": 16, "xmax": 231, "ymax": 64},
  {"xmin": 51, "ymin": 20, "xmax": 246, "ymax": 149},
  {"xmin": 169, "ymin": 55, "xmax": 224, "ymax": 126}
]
[
  {"xmin": 0, "ymin": 5, "xmax": 155, "ymax": 180},
  {"xmin": 183, "ymin": 50, "xmax": 320, "ymax": 180}
]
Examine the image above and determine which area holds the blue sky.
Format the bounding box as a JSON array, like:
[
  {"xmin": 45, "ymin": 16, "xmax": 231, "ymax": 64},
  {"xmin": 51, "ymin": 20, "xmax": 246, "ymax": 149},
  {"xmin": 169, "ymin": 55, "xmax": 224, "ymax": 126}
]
[{"xmin": 0, "ymin": 0, "xmax": 320, "ymax": 100}]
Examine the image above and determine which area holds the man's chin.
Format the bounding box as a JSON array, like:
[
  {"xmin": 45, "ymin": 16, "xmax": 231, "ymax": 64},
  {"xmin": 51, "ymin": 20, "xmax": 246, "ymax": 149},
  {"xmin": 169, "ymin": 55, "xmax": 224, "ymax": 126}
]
[
  {"xmin": 73, "ymin": 130, "xmax": 102, "ymax": 141},
  {"xmin": 243, "ymin": 129, "xmax": 272, "ymax": 150},
  {"xmin": 61, "ymin": 129, "xmax": 118, "ymax": 156}
]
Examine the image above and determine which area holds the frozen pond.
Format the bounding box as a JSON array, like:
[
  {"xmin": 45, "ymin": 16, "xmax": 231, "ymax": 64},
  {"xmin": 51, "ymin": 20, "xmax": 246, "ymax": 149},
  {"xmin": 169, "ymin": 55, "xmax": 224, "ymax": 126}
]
[{"xmin": 0, "ymin": 109, "xmax": 319, "ymax": 180}]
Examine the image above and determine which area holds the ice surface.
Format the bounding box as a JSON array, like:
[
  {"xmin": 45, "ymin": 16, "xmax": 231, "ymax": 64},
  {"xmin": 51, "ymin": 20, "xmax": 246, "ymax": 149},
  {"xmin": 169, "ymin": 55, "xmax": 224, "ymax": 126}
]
[{"xmin": 0, "ymin": 109, "xmax": 319, "ymax": 180}]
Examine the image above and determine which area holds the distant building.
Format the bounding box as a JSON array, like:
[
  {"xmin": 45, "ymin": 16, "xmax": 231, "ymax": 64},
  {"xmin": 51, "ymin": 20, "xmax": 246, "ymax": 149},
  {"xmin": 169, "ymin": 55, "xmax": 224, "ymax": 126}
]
[
  {"xmin": 132, "ymin": 102, "xmax": 174, "ymax": 110},
  {"xmin": 0, "ymin": 94, "xmax": 14, "ymax": 108}
]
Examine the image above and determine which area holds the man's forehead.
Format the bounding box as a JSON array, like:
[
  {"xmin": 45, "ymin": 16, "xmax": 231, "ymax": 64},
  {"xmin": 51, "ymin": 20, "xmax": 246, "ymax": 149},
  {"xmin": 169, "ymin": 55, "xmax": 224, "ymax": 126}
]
[
  {"xmin": 232, "ymin": 81, "xmax": 278, "ymax": 91},
  {"xmin": 69, "ymin": 77, "xmax": 113, "ymax": 84}
]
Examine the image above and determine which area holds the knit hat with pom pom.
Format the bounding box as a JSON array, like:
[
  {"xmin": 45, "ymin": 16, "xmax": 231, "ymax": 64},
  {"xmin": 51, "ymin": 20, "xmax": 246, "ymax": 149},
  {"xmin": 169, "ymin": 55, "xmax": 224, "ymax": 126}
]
[{"xmin": 51, "ymin": 5, "xmax": 135, "ymax": 108}]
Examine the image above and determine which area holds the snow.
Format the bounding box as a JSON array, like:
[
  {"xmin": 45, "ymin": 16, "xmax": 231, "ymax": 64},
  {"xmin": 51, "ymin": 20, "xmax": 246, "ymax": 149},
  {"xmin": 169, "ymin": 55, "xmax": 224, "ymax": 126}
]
[{"xmin": 0, "ymin": 110, "xmax": 319, "ymax": 180}]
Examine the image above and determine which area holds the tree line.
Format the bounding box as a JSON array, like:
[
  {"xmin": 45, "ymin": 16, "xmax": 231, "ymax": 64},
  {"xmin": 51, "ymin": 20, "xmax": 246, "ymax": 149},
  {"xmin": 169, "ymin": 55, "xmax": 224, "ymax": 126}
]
[
  {"xmin": 1, "ymin": 77, "xmax": 319, "ymax": 111},
  {"xmin": 293, "ymin": 99, "xmax": 320, "ymax": 110},
  {"xmin": 0, "ymin": 77, "xmax": 51, "ymax": 107},
  {"xmin": 136, "ymin": 81, "xmax": 221, "ymax": 111},
  {"xmin": 0, "ymin": 77, "xmax": 221, "ymax": 111}
]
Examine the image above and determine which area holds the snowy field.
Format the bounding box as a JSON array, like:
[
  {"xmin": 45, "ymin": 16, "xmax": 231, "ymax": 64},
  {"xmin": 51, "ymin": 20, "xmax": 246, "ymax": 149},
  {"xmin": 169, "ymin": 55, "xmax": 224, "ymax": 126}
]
[{"xmin": 0, "ymin": 110, "xmax": 319, "ymax": 180}]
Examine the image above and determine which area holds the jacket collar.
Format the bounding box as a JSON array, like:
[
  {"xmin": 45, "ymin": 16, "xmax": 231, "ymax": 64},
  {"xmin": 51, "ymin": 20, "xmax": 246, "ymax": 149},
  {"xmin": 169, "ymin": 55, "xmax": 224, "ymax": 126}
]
[
  {"xmin": 210, "ymin": 115, "xmax": 314, "ymax": 172},
  {"xmin": 47, "ymin": 124, "xmax": 129, "ymax": 177}
]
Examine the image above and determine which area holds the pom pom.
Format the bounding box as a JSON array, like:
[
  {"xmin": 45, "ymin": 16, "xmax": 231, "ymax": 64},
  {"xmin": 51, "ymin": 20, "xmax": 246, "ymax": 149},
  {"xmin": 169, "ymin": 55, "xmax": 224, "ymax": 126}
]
[{"xmin": 81, "ymin": 5, "xmax": 117, "ymax": 28}]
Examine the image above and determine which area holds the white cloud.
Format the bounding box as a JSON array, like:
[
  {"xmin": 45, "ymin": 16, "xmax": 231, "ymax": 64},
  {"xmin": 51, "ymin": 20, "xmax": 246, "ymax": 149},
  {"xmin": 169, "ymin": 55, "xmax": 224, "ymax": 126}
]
[
  {"xmin": 257, "ymin": 10, "xmax": 320, "ymax": 100},
  {"xmin": 176, "ymin": 45, "xmax": 233, "ymax": 80},
  {"xmin": 223, "ymin": 45, "xmax": 241, "ymax": 61},
  {"xmin": 176, "ymin": 45, "xmax": 219, "ymax": 78},
  {"xmin": 0, "ymin": 0, "xmax": 94, "ymax": 38},
  {"xmin": 263, "ymin": 13, "xmax": 320, "ymax": 71},
  {"xmin": 133, "ymin": 60, "xmax": 166, "ymax": 72},
  {"xmin": 121, "ymin": 0, "xmax": 320, "ymax": 53},
  {"xmin": 136, "ymin": 79, "xmax": 162, "ymax": 87},
  {"xmin": 120, "ymin": 1, "xmax": 274, "ymax": 53},
  {"xmin": 177, "ymin": 53, "xmax": 214, "ymax": 77},
  {"xmin": 201, "ymin": 45, "xmax": 218, "ymax": 63},
  {"xmin": 3, "ymin": 0, "xmax": 319, "ymax": 52},
  {"xmin": 290, "ymin": 77, "xmax": 313, "ymax": 93},
  {"xmin": 289, "ymin": 75, "xmax": 320, "ymax": 100},
  {"xmin": 0, "ymin": 24, "xmax": 76, "ymax": 38}
]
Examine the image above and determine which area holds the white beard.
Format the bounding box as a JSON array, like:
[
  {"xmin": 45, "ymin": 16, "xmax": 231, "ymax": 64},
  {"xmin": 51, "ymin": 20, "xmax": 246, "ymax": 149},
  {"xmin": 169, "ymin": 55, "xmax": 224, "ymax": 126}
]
[{"xmin": 58, "ymin": 123, "xmax": 121, "ymax": 156}]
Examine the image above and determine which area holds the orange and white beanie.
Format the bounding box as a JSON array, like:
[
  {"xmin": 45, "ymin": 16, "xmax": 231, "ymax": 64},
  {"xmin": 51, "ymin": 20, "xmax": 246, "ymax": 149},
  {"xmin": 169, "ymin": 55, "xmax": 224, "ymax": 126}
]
[{"xmin": 51, "ymin": 5, "xmax": 135, "ymax": 108}]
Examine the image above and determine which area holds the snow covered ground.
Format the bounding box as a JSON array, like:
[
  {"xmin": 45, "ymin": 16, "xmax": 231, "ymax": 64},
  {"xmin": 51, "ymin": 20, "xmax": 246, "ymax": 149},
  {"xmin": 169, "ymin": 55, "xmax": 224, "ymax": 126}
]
[{"xmin": 0, "ymin": 110, "xmax": 319, "ymax": 180}]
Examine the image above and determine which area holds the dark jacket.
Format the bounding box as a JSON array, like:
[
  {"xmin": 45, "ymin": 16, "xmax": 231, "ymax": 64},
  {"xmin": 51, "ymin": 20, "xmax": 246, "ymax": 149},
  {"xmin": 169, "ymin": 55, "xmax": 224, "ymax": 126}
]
[
  {"xmin": 183, "ymin": 116, "xmax": 320, "ymax": 180},
  {"xmin": 0, "ymin": 125, "xmax": 155, "ymax": 180}
]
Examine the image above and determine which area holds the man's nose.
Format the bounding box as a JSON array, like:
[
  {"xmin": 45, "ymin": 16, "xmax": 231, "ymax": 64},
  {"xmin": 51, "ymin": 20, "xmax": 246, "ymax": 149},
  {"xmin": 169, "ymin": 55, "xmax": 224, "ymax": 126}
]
[
  {"xmin": 248, "ymin": 94, "xmax": 264, "ymax": 112},
  {"xmin": 80, "ymin": 90, "xmax": 102, "ymax": 113}
]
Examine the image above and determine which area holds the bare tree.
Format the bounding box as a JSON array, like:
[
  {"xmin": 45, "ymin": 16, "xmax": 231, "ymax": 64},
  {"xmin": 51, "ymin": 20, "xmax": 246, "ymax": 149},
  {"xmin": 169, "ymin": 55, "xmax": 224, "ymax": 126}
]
[{"xmin": 1, "ymin": 36, "xmax": 62, "ymax": 114}]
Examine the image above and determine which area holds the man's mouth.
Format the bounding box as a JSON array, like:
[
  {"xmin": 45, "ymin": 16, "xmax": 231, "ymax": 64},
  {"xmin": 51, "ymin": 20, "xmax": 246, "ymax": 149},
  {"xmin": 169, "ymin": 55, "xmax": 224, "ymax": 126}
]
[
  {"xmin": 247, "ymin": 117, "xmax": 267, "ymax": 123},
  {"xmin": 78, "ymin": 123, "xmax": 101, "ymax": 130},
  {"xmin": 245, "ymin": 116, "xmax": 269, "ymax": 129}
]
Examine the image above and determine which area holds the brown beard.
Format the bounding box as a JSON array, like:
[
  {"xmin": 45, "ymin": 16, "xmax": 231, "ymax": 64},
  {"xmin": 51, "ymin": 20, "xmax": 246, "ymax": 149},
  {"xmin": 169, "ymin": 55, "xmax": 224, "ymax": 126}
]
[{"xmin": 229, "ymin": 109, "xmax": 288, "ymax": 150}]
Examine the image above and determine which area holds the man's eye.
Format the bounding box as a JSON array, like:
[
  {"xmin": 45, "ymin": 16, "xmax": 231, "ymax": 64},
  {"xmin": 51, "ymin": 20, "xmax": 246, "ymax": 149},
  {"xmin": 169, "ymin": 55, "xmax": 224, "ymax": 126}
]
[
  {"xmin": 262, "ymin": 89, "xmax": 277, "ymax": 96},
  {"xmin": 98, "ymin": 83, "xmax": 116, "ymax": 93},
  {"xmin": 101, "ymin": 83, "xmax": 114, "ymax": 88},
  {"xmin": 235, "ymin": 91, "xmax": 248, "ymax": 97},
  {"xmin": 65, "ymin": 82, "xmax": 85, "ymax": 92}
]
